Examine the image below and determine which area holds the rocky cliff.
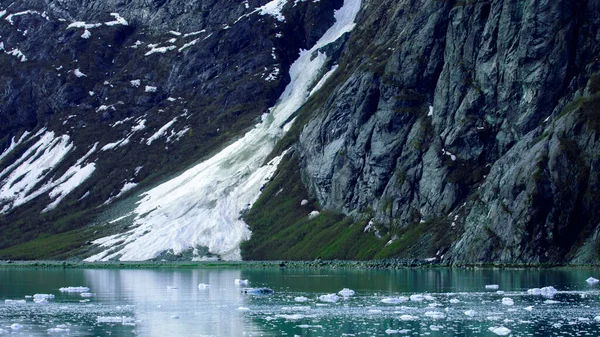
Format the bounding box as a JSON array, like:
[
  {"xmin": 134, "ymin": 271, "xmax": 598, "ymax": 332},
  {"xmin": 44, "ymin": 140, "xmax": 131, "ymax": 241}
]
[{"xmin": 1, "ymin": 0, "xmax": 599, "ymax": 264}]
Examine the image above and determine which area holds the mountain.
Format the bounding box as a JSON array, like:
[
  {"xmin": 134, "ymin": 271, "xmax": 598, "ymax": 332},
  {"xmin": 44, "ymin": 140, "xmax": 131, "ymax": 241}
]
[{"xmin": 0, "ymin": 0, "xmax": 599, "ymax": 264}]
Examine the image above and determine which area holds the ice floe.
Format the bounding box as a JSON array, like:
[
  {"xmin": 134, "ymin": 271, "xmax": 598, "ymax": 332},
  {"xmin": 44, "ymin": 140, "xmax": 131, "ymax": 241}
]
[
  {"xmin": 338, "ymin": 288, "xmax": 355, "ymax": 297},
  {"xmin": 501, "ymin": 297, "xmax": 514, "ymax": 306},
  {"xmin": 381, "ymin": 297, "xmax": 408, "ymax": 304},
  {"xmin": 399, "ymin": 315, "xmax": 418, "ymax": 321},
  {"xmin": 464, "ymin": 310, "xmax": 476, "ymax": 317},
  {"xmin": 586, "ymin": 277, "xmax": 599, "ymax": 285},
  {"xmin": 488, "ymin": 326, "xmax": 511, "ymax": 335},
  {"xmin": 294, "ymin": 296, "xmax": 309, "ymax": 302},
  {"xmin": 235, "ymin": 279, "xmax": 249, "ymax": 286},
  {"xmin": 527, "ymin": 286, "xmax": 557, "ymax": 298},
  {"xmin": 59, "ymin": 286, "xmax": 90, "ymax": 293},
  {"xmin": 318, "ymin": 294, "xmax": 340, "ymax": 303},
  {"xmin": 485, "ymin": 284, "xmax": 500, "ymax": 290},
  {"xmin": 424, "ymin": 311, "xmax": 445, "ymax": 319},
  {"xmin": 4, "ymin": 299, "xmax": 26, "ymax": 304},
  {"xmin": 198, "ymin": 283, "xmax": 210, "ymax": 289}
]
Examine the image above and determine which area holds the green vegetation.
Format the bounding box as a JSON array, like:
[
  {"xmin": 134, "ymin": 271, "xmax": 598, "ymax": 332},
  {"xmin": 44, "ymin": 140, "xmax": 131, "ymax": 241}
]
[
  {"xmin": 242, "ymin": 153, "xmax": 459, "ymax": 260},
  {"xmin": 0, "ymin": 225, "xmax": 104, "ymax": 260}
]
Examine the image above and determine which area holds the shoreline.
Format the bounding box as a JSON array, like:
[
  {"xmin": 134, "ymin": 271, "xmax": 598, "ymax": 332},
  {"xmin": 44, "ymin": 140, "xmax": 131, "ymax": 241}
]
[{"xmin": 0, "ymin": 259, "xmax": 599, "ymax": 270}]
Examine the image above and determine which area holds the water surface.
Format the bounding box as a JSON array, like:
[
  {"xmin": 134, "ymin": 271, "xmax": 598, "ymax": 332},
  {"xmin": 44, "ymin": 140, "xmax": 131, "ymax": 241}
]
[{"xmin": 1, "ymin": 267, "xmax": 600, "ymax": 336}]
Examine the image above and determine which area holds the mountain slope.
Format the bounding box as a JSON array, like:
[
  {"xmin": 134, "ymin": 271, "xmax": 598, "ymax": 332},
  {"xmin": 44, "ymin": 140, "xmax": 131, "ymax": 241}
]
[{"xmin": 1, "ymin": 0, "xmax": 599, "ymax": 264}]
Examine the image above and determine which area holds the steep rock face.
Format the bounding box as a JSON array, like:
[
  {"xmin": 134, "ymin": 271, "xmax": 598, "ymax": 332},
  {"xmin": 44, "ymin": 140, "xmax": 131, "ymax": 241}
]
[
  {"xmin": 296, "ymin": 0, "xmax": 600, "ymax": 264},
  {"xmin": 0, "ymin": 0, "xmax": 341, "ymax": 255}
]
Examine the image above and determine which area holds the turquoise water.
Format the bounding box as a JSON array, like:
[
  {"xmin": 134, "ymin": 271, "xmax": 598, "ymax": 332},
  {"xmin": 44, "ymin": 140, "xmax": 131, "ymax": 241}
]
[{"xmin": 1, "ymin": 267, "xmax": 600, "ymax": 336}]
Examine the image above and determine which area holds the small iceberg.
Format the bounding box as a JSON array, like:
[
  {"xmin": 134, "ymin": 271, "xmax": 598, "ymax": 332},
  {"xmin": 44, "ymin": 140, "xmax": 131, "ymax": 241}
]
[
  {"xmin": 4, "ymin": 299, "xmax": 26, "ymax": 304},
  {"xmin": 243, "ymin": 287, "xmax": 274, "ymax": 295},
  {"xmin": 424, "ymin": 311, "xmax": 445, "ymax": 319},
  {"xmin": 33, "ymin": 294, "xmax": 54, "ymax": 304},
  {"xmin": 501, "ymin": 297, "xmax": 514, "ymax": 306},
  {"xmin": 59, "ymin": 286, "xmax": 90, "ymax": 293},
  {"xmin": 410, "ymin": 294, "xmax": 425, "ymax": 302},
  {"xmin": 198, "ymin": 283, "xmax": 210, "ymax": 289},
  {"xmin": 234, "ymin": 279, "xmax": 249, "ymax": 286},
  {"xmin": 449, "ymin": 298, "xmax": 460, "ymax": 304},
  {"xmin": 338, "ymin": 288, "xmax": 355, "ymax": 297},
  {"xmin": 48, "ymin": 327, "xmax": 70, "ymax": 334},
  {"xmin": 318, "ymin": 294, "xmax": 340, "ymax": 303},
  {"xmin": 523, "ymin": 306, "xmax": 534, "ymax": 311},
  {"xmin": 399, "ymin": 315, "xmax": 418, "ymax": 321},
  {"xmin": 527, "ymin": 286, "xmax": 557, "ymax": 298},
  {"xmin": 464, "ymin": 310, "xmax": 477, "ymax": 317},
  {"xmin": 586, "ymin": 277, "xmax": 599, "ymax": 285},
  {"xmin": 485, "ymin": 284, "xmax": 499, "ymax": 290},
  {"xmin": 381, "ymin": 297, "xmax": 408, "ymax": 304},
  {"xmin": 167, "ymin": 286, "xmax": 178, "ymax": 290},
  {"xmin": 10, "ymin": 323, "xmax": 23, "ymax": 330},
  {"xmin": 294, "ymin": 296, "xmax": 309, "ymax": 302},
  {"xmin": 488, "ymin": 326, "xmax": 511, "ymax": 336},
  {"xmin": 80, "ymin": 293, "xmax": 93, "ymax": 298}
]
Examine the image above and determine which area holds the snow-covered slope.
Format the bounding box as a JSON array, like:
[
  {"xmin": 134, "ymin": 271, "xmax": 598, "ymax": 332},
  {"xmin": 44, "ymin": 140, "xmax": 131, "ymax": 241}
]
[{"xmin": 85, "ymin": 0, "xmax": 361, "ymax": 261}]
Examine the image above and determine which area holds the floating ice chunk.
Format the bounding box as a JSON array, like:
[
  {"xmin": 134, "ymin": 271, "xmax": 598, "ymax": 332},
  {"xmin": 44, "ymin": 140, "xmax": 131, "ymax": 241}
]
[
  {"xmin": 275, "ymin": 314, "xmax": 305, "ymax": 320},
  {"xmin": 10, "ymin": 323, "xmax": 22, "ymax": 330},
  {"xmin": 198, "ymin": 283, "xmax": 210, "ymax": 289},
  {"xmin": 234, "ymin": 279, "xmax": 249, "ymax": 286},
  {"xmin": 368, "ymin": 309, "xmax": 382, "ymax": 313},
  {"xmin": 243, "ymin": 288, "xmax": 274, "ymax": 295},
  {"xmin": 297, "ymin": 324, "xmax": 323, "ymax": 329},
  {"xmin": 496, "ymin": 291, "xmax": 505, "ymax": 295},
  {"xmin": 73, "ymin": 68, "xmax": 87, "ymax": 77},
  {"xmin": 586, "ymin": 277, "xmax": 599, "ymax": 285},
  {"xmin": 97, "ymin": 316, "xmax": 132, "ymax": 324},
  {"xmin": 544, "ymin": 299, "xmax": 560, "ymax": 304},
  {"xmin": 410, "ymin": 294, "xmax": 425, "ymax": 302},
  {"xmin": 424, "ymin": 295, "xmax": 435, "ymax": 301},
  {"xmin": 238, "ymin": 307, "xmax": 250, "ymax": 311},
  {"xmin": 338, "ymin": 288, "xmax": 355, "ymax": 297},
  {"xmin": 33, "ymin": 294, "xmax": 54, "ymax": 303},
  {"xmin": 81, "ymin": 29, "xmax": 91, "ymax": 38},
  {"xmin": 59, "ymin": 286, "xmax": 90, "ymax": 293},
  {"xmin": 318, "ymin": 294, "xmax": 340, "ymax": 303},
  {"xmin": 80, "ymin": 293, "xmax": 93, "ymax": 298},
  {"xmin": 48, "ymin": 327, "xmax": 69, "ymax": 333},
  {"xmin": 595, "ymin": 316, "xmax": 600, "ymax": 321},
  {"xmin": 527, "ymin": 286, "xmax": 557, "ymax": 298},
  {"xmin": 294, "ymin": 296, "xmax": 309, "ymax": 302},
  {"xmin": 501, "ymin": 297, "xmax": 514, "ymax": 306},
  {"xmin": 488, "ymin": 326, "xmax": 511, "ymax": 336},
  {"xmin": 430, "ymin": 325, "xmax": 443, "ymax": 331},
  {"xmin": 381, "ymin": 297, "xmax": 408, "ymax": 304},
  {"xmin": 399, "ymin": 315, "xmax": 418, "ymax": 321},
  {"xmin": 449, "ymin": 299, "xmax": 460, "ymax": 304},
  {"xmin": 464, "ymin": 310, "xmax": 476, "ymax": 317},
  {"xmin": 4, "ymin": 299, "xmax": 26, "ymax": 304},
  {"xmin": 171, "ymin": 315, "xmax": 179, "ymax": 319},
  {"xmin": 167, "ymin": 286, "xmax": 178, "ymax": 290},
  {"xmin": 523, "ymin": 306, "xmax": 533, "ymax": 311},
  {"xmin": 485, "ymin": 284, "xmax": 499, "ymax": 290},
  {"xmin": 424, "ymin": 311, "xmax": 445, "ymax": 319}
]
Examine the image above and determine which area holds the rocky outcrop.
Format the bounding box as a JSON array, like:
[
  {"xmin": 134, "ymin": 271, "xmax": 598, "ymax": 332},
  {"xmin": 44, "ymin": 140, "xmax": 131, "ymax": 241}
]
[{"xmin": 295, "ymin": 0, "xmax": 600, "ymax": 264}]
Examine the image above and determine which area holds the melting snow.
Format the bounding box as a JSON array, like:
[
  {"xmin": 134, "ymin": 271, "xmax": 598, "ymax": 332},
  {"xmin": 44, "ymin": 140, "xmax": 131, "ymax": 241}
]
[
  {"xmin": 145, "ymin": 45, "xmax": 176, "ymax": 56},
  {"xmin": 85, "ymin": 0, "xmax": 362, "ymax": 262},
  {"xmin": 73, "ymin": 68, "xmax": 87, "ymax": 77},
  {"xmin": 6, "ymin": 48, "xmax": 27, "ymax": 62},
  {"xmin": 146, "ymin": 119, "xmax": 177, "ymax": 145},
  {"xmin": 308, "ymin": 64, "xmax": 338, "ymax": 96},
  {"xmin": 258, "ymin": 0, "xmax": 289, "ymax": 22},
  {"xmin": 145, "ymin": 86, "xmax": 157, "ymax": 93},
  {"xmin": 104, "ymin": 13, "xmax": 128, "ymax": 26}
]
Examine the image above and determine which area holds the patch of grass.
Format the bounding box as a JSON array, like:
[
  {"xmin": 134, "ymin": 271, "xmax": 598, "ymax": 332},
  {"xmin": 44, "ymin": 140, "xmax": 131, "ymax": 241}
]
[{"xmin": 0, "ymin": 225, "xmax": 103, "ymax": 260}]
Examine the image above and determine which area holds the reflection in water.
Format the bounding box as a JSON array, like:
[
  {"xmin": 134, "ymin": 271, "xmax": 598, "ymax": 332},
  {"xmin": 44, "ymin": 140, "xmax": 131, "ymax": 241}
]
[
  {"xmin": 83, "ymin": 269, "xmax": 258, "ymax": 336},
  {"xmin": 1, "ymin": 267, "xmax": 600, "ymax": 336}
]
